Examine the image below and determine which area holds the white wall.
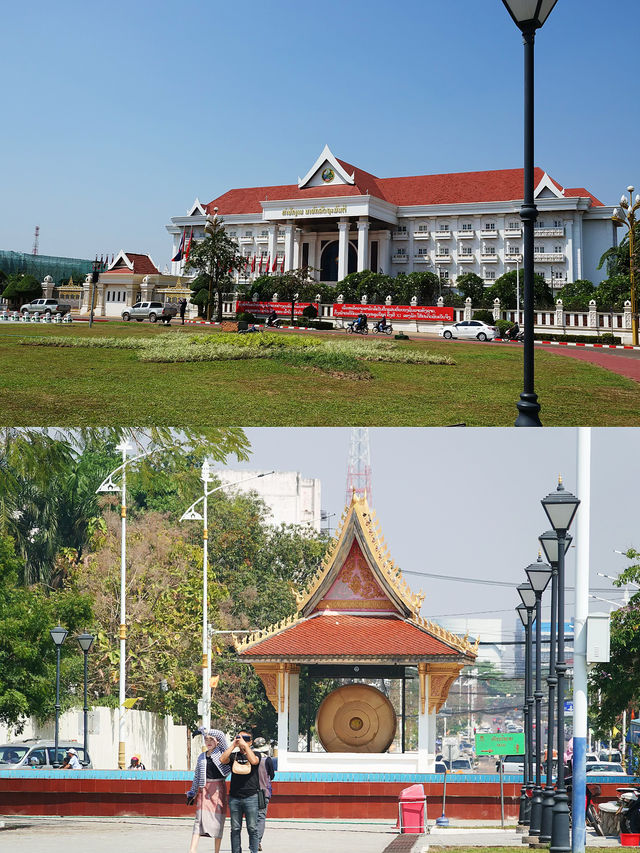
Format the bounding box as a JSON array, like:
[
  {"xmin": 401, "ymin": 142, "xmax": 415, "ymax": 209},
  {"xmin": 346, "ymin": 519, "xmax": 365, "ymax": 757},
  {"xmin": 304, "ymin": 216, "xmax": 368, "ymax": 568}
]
[
  {"xmin": 0, "ymin": 706, "xmax": 190, "ymax": 771},
  {"xmin": 216, "ymin": 470, "xmax": 322, "ymax": 532}
]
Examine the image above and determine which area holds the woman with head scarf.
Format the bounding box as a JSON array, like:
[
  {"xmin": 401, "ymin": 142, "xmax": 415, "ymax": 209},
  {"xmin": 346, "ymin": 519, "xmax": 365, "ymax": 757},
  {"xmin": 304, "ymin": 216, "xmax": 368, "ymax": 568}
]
[{"xmin": 186, "ymin": 728, "xmax": 231, "ymax": 853}]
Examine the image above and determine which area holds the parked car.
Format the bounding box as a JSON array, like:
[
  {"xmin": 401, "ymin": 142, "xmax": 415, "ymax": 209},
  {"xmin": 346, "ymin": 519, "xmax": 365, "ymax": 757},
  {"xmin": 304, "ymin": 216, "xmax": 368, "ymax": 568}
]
[
  {"xmin": 585, "ymin": 762, "xmax": 626, "ymax": 776},
  {"xmin": 21, "ymin": 298, "xmax": 72, "ymax": 317},
  {"xmin": 0, "ymin": 740, "xmax": 92, "ymax": 769},
  {"xmin": 599, "ymin": 750, "xmax": 622, "ymax": 763},
  {"xmin": 122, "ymin": 301, "xmax": 167, "ymax": 323},
  {"xmin": 450, "ymin": 757, "xmax": 474, "ymax": 773},
  {"xmin": 439, "ymin": 320, "xmax": 497, "ymax": 342},
  {"xmin": 586, "ymin": 752, "xmax": 600, "ymax": 763}
]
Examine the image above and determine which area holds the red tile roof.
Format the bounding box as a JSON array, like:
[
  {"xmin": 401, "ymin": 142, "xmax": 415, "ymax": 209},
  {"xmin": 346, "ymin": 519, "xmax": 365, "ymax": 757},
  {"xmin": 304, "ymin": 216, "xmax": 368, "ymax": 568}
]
[
  {"xmin": 205, "ymin": 163, "xmax": 603, "ymax": 214},
  {"xmin": 105, "ymin": 253, "xmax": 159, "ymax": 275},
  {"xmin": 239, "ymin": 613, "xmax": 466, "ymax": 660}
]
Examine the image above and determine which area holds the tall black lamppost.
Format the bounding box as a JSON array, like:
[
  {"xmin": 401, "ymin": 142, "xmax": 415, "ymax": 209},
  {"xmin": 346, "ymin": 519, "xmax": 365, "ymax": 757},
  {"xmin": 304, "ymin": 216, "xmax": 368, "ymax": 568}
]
[
  {"xmin": 50, "ymin": 625, "xmax": 68, "ymax": 767},
  {"xmin": 525, "ymin": 557, "xmax": 552, "ymax": 837},
  {"xmin": 541, "ymin": 480, "xmax": 580, "ymax": 853},
  {"xmin": 517, "ymin": 582, "xmax": 536, "ymax": 821},
  {"xmin": 501, "ymin": 0, "xmax": 558, "ymax": 426},
  {"xmin": 76, "ymin": 633, "xmax": 95, "ymax": 759},
  {"xmin": 516, "ymin": 602, "xmax": 533, "ymax": 829},
  {"xmin": 538, "ymin": 529, "xmax": 572, "ymax": 844}
]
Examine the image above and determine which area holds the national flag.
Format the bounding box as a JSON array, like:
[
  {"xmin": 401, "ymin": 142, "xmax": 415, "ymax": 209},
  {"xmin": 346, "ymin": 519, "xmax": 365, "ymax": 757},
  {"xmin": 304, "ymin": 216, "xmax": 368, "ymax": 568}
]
[
  {"xmin": 280, "ymin": 255, "xmax": 284, "ymax": 273},
  {"xmin": 251, "ymin": 254, "xmax": 256, "ymax": 273},
  {"xmin": 184, "ymin": 227, "xmax": 193, "ymax": 262},
  {"xmin": 258, "ymin": 255, "xmax": 263, "ymax": 273},
  {"xmin": 172, "ymin": 230, "xmax": 186, "ymax": 262},
  {"xmin": 265, "ymin": 254, "xmax": 270, "ymax": 274},
  {"xmin": 272, "ymin": 255, "xmax": 277, "ymax": 272}
]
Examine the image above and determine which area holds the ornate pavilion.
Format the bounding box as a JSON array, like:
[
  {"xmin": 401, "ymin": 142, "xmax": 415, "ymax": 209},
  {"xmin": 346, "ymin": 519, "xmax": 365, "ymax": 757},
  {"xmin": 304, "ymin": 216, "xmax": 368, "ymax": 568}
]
[{"xmin": 236, "ymin": 493, "xmax": 478, "ymax": 773}]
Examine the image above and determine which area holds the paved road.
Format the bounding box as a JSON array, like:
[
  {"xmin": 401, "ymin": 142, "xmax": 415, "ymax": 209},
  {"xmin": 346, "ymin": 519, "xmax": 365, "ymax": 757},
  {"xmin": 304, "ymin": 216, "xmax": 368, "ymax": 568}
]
[{"xmin": 0, "ymin": 816, "xmax": 620, "ymax": 852}]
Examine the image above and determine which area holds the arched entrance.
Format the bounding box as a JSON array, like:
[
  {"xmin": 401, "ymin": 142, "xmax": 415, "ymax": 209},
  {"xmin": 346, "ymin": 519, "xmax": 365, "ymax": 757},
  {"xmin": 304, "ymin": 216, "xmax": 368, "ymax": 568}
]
[{"xmin": 320, "ymin": 241, "xmax": 358, "ymax": 282}]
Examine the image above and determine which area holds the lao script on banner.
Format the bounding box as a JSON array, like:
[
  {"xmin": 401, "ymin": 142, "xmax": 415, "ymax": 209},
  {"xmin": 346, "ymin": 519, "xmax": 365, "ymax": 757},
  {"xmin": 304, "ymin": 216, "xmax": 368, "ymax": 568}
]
[
  {"xmin": 332, "ymin": 303, "xmax": 454, "ymax": 322},
  {"xmin": 236, "ymin": 301, "xmax": 318, "ymax": 317}
]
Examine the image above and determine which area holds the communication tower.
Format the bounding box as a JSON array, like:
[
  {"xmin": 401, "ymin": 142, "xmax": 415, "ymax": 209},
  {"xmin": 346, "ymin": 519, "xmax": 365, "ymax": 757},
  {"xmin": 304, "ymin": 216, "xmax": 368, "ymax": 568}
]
[
  {"xmin": 32, "ymin": 225, "xmax": 40, "ymax": 255},
  {"xmin": 345, "ymin": 428, "xmax": 372, "ymax": 507}
]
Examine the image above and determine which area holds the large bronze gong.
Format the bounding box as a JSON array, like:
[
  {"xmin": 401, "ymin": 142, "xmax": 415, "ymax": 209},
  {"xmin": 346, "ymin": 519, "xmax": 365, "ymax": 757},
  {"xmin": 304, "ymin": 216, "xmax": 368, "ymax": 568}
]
[{"xmin": 316, "ymin": 684, "xmax": 397, "ymax": 753}]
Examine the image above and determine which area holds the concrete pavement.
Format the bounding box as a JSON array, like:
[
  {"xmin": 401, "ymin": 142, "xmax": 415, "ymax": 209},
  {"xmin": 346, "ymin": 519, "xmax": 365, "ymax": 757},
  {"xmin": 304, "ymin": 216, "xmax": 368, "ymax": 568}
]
[{"xmin": 0, "ymin": 816, "xmax": 621, "ymax": 852}]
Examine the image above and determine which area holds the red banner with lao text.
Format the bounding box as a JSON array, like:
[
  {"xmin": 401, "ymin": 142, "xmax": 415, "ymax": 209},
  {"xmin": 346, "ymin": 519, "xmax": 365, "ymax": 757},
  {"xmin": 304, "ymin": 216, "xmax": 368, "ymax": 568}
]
[
  {"xmin": 236, "ymin": 301, "xmax": 318, "ymax": 317},
  {"xmin": 332, "ymin": 303, "xmax": 454, "ymax": 322}
]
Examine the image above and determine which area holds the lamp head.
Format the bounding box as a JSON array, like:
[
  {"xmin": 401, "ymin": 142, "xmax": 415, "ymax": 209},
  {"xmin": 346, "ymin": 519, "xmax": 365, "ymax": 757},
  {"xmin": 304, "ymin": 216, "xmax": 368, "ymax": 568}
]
[
  {"xmin": 96, "ymin": 474, "xmax": 119, "ymax": 493},
  {"xmin": 541, "ymin": 477, "xmax": 580, "ymax": 534},
  {"xmin": 517, "ymin": 582, "xmax": 536, "ymax": 610},
  {"xmin": 76, "ymin": 632, "xmax": 95, "ymax": 653},
  {"xmin": 516, "ymin": 603, "xmax": 531, "ymax": 628},
  {"xmin": 538, "ymin": 529, "xmax": 572, "ymax": 564},
  {"xmin": 180, "ymin": 506, "xmax": 203, "ymax": 522},
  {"xmin": 50, "ymin": 625, "xmax": 68, "ymax": 647},
  {"xmin": 501, "ymin": 0, "xmax": 558, "ymax": 31},
  {"xmin": 525, "ymin": 558, "xmax": 552, "ymax": 594},
  {"xmin": 627, "ymin": 186, "xmax": 635, "ymax": 194},
  {"xmin": 620, "ymin": 195, "xmax": 629, "ymax": 209}
]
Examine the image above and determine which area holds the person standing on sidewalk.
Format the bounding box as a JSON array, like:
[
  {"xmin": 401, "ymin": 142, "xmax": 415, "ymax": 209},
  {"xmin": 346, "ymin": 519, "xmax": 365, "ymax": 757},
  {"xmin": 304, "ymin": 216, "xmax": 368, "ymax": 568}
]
[
  {"xmin": 253, "ymin": 738, "xmax": 275, "ymax": 852},
  {"xmin": 220, "ymin": 729, "xmax": 261, "ymax": 853},
  {"xmin": 186, "ymin": 728, "xmax": 231, "ymax": 853}
]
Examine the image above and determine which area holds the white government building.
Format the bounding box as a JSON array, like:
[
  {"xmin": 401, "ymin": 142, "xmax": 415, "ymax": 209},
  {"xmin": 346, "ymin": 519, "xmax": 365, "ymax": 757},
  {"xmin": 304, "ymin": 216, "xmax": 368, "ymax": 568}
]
[{"xmin": 167, "ymin": 144, "xmax": 616, "ymax": 290}]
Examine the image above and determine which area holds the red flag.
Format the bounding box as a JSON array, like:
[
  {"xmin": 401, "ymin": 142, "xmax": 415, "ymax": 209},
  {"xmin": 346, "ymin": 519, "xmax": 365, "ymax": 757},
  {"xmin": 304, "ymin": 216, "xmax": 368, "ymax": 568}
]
[
  {"xmin": 265, "ymin": 254, "xmax": 270, "ymax": 273},
  {"xmin": 280, "ymin": 255, "xmax": 285, "ymax": 273},
  {"xmin": 272, "ymin": 255, "xmax": 278, "ymax": 272},
  {"xmin": 184, "ymin": 227, "xmax": 193, "ymax": 262},
  {"xmin": 251, "ymin": 254, "xmax": 256, "ymax": 273},
  {"xmin": 259, "ymin": 255, "xmax": 263, "ymax": 273}
]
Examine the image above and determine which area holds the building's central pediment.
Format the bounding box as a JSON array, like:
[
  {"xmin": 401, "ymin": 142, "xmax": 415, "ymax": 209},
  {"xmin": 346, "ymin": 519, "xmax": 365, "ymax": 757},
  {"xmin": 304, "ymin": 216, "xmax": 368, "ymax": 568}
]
[{"xmin": 298, "ymin": 144, "xmax": 356, "ymax": 190}]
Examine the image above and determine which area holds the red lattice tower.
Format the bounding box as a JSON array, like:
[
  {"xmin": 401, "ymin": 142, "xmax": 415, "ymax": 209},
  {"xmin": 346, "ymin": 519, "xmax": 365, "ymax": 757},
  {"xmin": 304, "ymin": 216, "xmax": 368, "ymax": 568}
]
[
  {"xmin": 32, "ymin": 225, "xmax": 40, "ymax": 256},
  {"xmin": 345, "ymin": 428, "xmax": 372, "ymax": 507}
]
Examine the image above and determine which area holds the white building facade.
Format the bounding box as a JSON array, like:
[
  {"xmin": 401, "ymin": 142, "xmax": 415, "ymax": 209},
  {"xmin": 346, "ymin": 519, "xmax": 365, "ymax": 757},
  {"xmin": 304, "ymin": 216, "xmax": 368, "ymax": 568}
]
[
  {"xmin": 215, "ymin": 470, "xmax": 322, "ymax": 532},
  {"xmin": 167, "ymin": 145, "xmax": 616, "ymax": 291}
]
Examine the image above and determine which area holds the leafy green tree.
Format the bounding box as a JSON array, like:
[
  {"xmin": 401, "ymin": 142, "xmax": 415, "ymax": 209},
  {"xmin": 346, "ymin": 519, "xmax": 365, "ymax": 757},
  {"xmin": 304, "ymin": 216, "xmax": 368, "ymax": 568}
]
[
  {"xmin": 456, "ymin": 273, "xmax": 489, "ymax": 307},
  {"xmin": 1, "ymin": 273, "xmax": 42, "ymax": 307},
  {"xmin": 0, "ymin": 532, "xmax": 93, "ymax": 728},
  {"xmin": 263, "ymin": 268, "xmax": 317, "ymax": 323},
  {"xmin": 395, "ymin": 271, "xmax": 441, "ymax": 306},
  {"xmin": 589, "ymin": 550, "xmax": 640, "ymax": 739},
  {"xmin": 185, "ymin": 218, "xmax": 246, "ymax": 321},
  {"xmin": 594, "ymin": 274, "xmax": 631, "ymax": 311},
  {"xmin": 556, "ymin": 279, "xmax": 596, "ymax": 310},
  {"xmin": 598, "ymin": 221, "xmax": 639, "ymax": 279},
  {"xmin": 488, "ymin": 269, "xmax": 552, "ymax": 310},
  {"xmin": 338, "ymin": 271, "xmax": 395, "ymax": 303}
]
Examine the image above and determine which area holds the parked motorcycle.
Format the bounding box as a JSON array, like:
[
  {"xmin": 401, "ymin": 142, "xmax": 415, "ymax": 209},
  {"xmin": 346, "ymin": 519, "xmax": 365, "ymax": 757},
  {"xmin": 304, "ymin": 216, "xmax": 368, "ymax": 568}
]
[
  {"xmin": 618, "ymin": 785, "xmax": 640, "ymax": 834},
  {"xmin": 566, "ymin": 780, "xmax": 605, "ymax": 836}
]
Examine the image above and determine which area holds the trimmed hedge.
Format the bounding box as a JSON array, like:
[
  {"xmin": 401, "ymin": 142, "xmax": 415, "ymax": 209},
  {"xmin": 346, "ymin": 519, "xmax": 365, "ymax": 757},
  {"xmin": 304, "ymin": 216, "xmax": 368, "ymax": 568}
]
[{"xmin": 534, "ymin": 332, "xmax": 622, "ymax": 345}]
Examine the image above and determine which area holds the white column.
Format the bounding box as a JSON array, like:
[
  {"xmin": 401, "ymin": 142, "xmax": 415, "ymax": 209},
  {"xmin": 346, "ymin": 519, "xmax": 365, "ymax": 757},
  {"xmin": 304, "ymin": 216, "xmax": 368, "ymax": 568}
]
[
  {"xmin": 574, "ymin": 215, "xmax": 583, "ymax": 279},
  {"xmin": 407, "ymin": 218, "xmax": 415, "ymax": 273},
  {"xmin": 293, "ymin": 229, "xmax": 302, "ymax": 270},
  {"xmin": 357, "ymin": 218, "xmax": 369, "ymax": 272},
  {"xmin": 288, "ymin": 670, "xmax": 300, "ymax": 752},
  {"xmin": 379, "ymin": 230, "xmax": 391, "ymax": 275},
  {"xmin": 337, "ymin": 218, "xmax": 350, "ymax": 282},
  {"xmin": 268, "ymin": 224, "xmax": 278, "ymax": 270},
  {"xmin": 276, "ymin": 668, "xmax": 289, "ymax": 766},
  {"xmin": 427, "ymin": 708, "xmax": 437, "ymax": 753},
  {"xmin": 417, "ymin": 665, "xmax": 430, "ymax": 771},
  {"xmin": 284, "ymin": 222, "xmax": 295, "ymax": 272},
  {"xmin": 565, "ymin": 220, "xmax": 574, "ymax": 282}
]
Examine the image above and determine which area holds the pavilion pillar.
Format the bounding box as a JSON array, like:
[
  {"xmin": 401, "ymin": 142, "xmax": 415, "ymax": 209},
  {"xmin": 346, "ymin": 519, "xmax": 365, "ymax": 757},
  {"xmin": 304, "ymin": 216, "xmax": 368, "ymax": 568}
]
[
  {"xmin": 288, "ymin": 668, "xmax": 300, "ymax": 751},
  {"xmin": 267, "ymin": 224, "xmax": 278, "ymax": 271},
  {"xmin": 357, "ymin": 218, "xmax": 369, "ymax": 272},
  {"xmin": 417, "ymin": 664, "xmax": 430, "ymax": 771},
  {"xmin": 337, "ymin": 218, "xmax": 349, "ymax": 282},
  {"xmin": 379, "ymin": 230, "xmax": 391, "ymax": 275}
]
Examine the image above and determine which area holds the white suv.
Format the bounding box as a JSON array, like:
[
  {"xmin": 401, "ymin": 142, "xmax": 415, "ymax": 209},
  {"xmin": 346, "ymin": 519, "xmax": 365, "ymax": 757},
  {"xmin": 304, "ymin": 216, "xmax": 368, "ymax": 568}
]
[
  {"xmin": 439, "ymin": 320, "xmax": 497, "ymax": 341},
  {"xmin": 0, "ymin": 740, "xmax": 92, "ymax": 769}
]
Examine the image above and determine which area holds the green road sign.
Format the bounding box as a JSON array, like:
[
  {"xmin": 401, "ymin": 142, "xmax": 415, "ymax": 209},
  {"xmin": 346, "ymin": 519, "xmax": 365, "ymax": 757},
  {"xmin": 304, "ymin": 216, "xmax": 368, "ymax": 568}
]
[{"xmin": 475, "ymin": 732, "xmax": 525, "ymax": 756}]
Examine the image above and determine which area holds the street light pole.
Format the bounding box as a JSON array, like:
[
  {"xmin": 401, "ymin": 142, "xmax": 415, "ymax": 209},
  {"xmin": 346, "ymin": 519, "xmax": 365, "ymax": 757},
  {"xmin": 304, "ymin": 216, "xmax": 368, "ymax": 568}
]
[
  {"xmin": 612, "ymin": 187, "xmax": 639, "ymax": 347},
  {"xmin": 76, "ymin": 633, "xmax": 95, "ymax": 759},
  {"xmin": 50, "ymin": 626, "xmax": 67, "ymax": 767},
  {"xmin": 542, "ymin": 479, "xmax": 580, "ymax": 853},
  {"xmin": 516, "ymin": 603, "xmax": 532, "ymax": 830},
  {"xmin": 502, "ymin": 0, "xmax": 558, "ymax": 426},
  {"xmin": 181, "ymin": 468, "xmax": 275, "ymax": 731}
]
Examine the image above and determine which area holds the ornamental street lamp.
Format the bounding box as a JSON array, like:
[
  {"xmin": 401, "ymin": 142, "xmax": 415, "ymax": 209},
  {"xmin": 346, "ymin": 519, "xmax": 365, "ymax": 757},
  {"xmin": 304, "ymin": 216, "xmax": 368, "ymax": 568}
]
[
  {"xmin": 516, "ymin": 602, "xmax": 534, "ymax": 829},
  {"xmin": 541, "ymin": 479, "xmax": 580, "ymax": 853},
  {"xmin": 76, "ymin": 632, "xmax": 95, "ymax": 760},
  {"xmin": 612, "ymin": 187, "xmax": 639, "ymax": 347},
  {"xmin": 181, "ymin": 468, "xmax": 274, "ymax": 731},
  {"xmin": 96, "ymin": 439, "xmax": 151, "ymax": 769},
  {"xmin": 50, "ymin": 625, "xmax": 67, "ymax": 767},
  {"xmin": 517, "ymin": 582, "xmax": 537, "ymax": 821},
  {"xmin": 501, "ymin": 0, "xmax": 558, "ymax": 426},
  {"xmin": 538, "ymin": 529, "xmax": 572, "ymax": 844},
  {"xmin": 525, "ymin": 557, "xmax": 552, "ymax": 838}
]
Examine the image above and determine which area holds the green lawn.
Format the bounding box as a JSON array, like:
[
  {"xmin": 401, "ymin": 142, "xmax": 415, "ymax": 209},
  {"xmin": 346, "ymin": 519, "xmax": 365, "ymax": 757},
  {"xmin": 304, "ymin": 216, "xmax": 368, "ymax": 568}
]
[{"xmin": 1, "ymin": 323, "xmax": 638, "ymax": 426}]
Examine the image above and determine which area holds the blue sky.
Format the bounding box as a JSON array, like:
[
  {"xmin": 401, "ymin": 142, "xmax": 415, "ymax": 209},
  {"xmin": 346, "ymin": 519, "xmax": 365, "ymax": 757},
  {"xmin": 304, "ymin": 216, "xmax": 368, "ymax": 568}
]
[{"xmin": 2, "ymin": 0, "xmax": 638, "ymax": 270}]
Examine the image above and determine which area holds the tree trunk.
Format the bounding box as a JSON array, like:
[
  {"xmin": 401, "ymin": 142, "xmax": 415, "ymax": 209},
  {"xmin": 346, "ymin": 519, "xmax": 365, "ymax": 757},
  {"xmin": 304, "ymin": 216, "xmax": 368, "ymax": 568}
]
[
  {"xmin": 207, "ymin": 271, "xmax": 214, "ymax": 322},
  {"xmin": 216, "ymin": 285, "xmax": 223, "ymax": 323}
]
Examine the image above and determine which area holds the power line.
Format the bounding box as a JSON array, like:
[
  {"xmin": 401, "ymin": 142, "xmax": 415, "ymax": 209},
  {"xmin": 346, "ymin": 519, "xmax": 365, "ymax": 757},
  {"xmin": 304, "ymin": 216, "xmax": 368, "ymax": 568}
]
[{"xmin": 404, "ymin": 568, "xmax": 625, "ymax": 593}]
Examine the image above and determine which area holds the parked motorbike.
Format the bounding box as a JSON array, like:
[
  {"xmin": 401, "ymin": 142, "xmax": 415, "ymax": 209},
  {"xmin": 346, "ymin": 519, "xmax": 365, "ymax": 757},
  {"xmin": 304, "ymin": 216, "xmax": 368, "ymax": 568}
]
[
  {"xmin": 618, "ymin": 785, "xmax": 640, "ymax": 834},
  {"xmin": 374, "ymin": 320, "xmax": 393, "ymax": 335},
  {"xmin": 566, "ymin": 780, "xmax": 605, "ymax": 836}
]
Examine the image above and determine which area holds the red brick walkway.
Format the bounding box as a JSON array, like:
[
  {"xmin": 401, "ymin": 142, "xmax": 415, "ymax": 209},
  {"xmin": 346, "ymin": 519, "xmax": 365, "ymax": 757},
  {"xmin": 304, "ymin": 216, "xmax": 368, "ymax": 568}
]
[{"xmin": 539, "ymin": 344, "xmax": 640, "ymax": 383}]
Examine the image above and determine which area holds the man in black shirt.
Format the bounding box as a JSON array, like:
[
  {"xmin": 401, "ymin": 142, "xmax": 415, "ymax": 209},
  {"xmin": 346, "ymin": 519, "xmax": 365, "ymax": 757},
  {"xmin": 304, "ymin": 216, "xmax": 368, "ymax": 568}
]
[{"xmin": 219, "ymin": 729, "xmax": 260, "ymax": 853}]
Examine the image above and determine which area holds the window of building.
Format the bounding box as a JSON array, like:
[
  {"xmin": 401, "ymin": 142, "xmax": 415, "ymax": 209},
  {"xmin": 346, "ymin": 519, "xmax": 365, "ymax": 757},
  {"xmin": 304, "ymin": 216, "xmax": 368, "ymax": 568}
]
[
  {"xmin": 485, "ymin": 270, "xmax": 496, "ymax": 280},
  {"xmin": 534, "ymin": 246, "xmax": 545, "ymax": 254},
  {"xmin": 461, "ymin": 223, "xmax": 473, "ymax": 231},
  {"xmin": 396, "ymin": 248, "xmax": 407, "ymax": 255},
  {"xmin": 484, "ymin": 222, "xmax": 496, "ymax": 231},
  {"xmin": 536, "ymin": 221, "xmax": 545, "ymax": 228},
  {"xmin": 418, "ymin": 224, "xmax": 429, "ymax": 232},
  {"xmin": 483, "ymin": 246, "xmax": 496, "ymax": 255},
  {"xmin": 440, "ymin": 271, "xmax": 449, "ymax": 280},
  {"xmin": 397, "ymin": 225, "xmax": 407, "ymax": 233},
  {"xmin": 460, "ymin": 246, "xmax": 472, "ymax": 255},
  {"xmin": 438, "ymin": 223, "xmax": 449, "ymax": 231},
  {"xmin": 508, "ymin": 220, "xmax": 520, "ymax": 230},
  {"xmin": 437, "ymin": 249, "xmax": 449, "ymax": 256},
  {"xmin": 260, "ymin": 230, "xmax": 268, "ymax": 237},
  {"xmin": 553, "ymin": 220, "xmax": 562, "ymax": 228},
  {"xmin": 245, "ymin": 230, "xmax": 253, "ymax": 237},
  {"xmin": 228, "ymin": 230, "xmax": 237, "ymax": 237},
  {"xmin": 554, "ymin": 245, "xmax": 562, "ymax": 254},
  {"xmin": 417, "ymin": 247, "xmax": 429, "ymax": 255},
  {"xmin": 553, "ymin": 270, "xmax": 564, "ymax": 280}
]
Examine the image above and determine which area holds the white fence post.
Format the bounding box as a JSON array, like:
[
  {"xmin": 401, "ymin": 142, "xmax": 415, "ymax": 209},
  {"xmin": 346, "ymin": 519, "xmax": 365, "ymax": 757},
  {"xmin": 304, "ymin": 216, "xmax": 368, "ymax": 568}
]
[
  {"xmin": 464, "ymin": 297, "xmax": 472, "ymax": 321},
  {"xmin": 492, "ymin": 298, "xmax": 501, "ymax": 322}
]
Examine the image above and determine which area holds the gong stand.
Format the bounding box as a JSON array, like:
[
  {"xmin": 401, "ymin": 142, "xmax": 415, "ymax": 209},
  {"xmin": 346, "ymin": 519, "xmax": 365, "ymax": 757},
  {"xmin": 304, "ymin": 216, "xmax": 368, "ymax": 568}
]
[{"xmin": 303, "ymin": 664, "xmax": 411, "ymax": 753}]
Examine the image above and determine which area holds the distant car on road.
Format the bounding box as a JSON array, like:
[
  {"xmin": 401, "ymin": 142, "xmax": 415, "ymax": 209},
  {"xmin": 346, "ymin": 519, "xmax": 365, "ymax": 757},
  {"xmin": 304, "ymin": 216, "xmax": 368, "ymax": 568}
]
[
  {"xmin": 585, "ymin": 762, "xmax": 625, "ymax": 776},
  {"xmin": 122, "ymin": 301, "xmax": 170, "ymax": 323},
  {"xmin": 439, "ymin": 320, "xmax": 497, "ymax": 342},
  {"xmin": 497, "ymin": 754, "xmax": 525, "ymax": 774},
  {"xmin": 0, "ymin": 740, "xmax": 92, "ymax": 769},
  {"xmin": 21, "ymin": 298, "xmax": 71, "ymax": 317},
  {"xmin": 450, "ymin": 757, "xmax": 474, "ymax": 773}
]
